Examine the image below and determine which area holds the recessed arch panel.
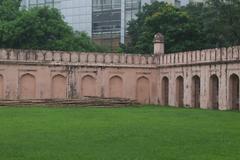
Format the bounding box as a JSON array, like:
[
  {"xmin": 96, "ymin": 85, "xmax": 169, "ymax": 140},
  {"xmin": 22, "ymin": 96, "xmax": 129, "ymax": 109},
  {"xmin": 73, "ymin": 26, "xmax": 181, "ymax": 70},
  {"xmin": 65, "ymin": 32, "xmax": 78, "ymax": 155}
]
[
  {"xmin": 19, "ymin": 73, "xmax": 36, "ymax": 99},
  {"xmin": 176, "ymin": 76, "xmax": 184, "ymax": 107},
  {"xmin": 209, "ymin": 75, "xmax": 219, "ymax": 109},
  {"xmin": 136, "ymin": 77, "xmax": 150, "ymax": 104},
  {"xmin": 109, "ymin": 76, "xmax": 123, "ymax": 98},
  {"xmin": 81, "ymin": 75, "xmax": 96, "ymax": 97},
  {"xmin": 0, "ymin": 75, "xmax": 3, "ymax": 99},
  {"xmin": 52, "ymin": 74, "xmax": 67, "ymax": 99},
  {"xmin": 192, "ymin": 75, "xmax": 200, "ymax": 108},
  {"xmin": 229, "ymin": 74, "xmax": 239, "ymax": 110},
  {"xmin": 162, "ymin": 77, "xmax": 169, "ymax": 106}
]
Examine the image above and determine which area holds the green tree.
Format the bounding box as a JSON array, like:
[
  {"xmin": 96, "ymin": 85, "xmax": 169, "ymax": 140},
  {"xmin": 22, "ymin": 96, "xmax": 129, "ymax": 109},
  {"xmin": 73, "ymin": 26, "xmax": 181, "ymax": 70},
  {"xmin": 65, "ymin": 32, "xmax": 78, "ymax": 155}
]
[
  {"xmin": 3, "ymin": 7, "xmax": 74, "ymax": 50},
  {"xmin": 0, "ymin": 0, "xmax": 21, "ymax": 21},
  {"xmin": 0, "ymin": 1, "xmax": 107, "ymax": 52},
  {"xmin": 127, "ymin": 0, "xmax": 240, "ymax": 54},
  {"xmin": 127, "ymin": 2, "xmax": 201, "ymax": 54},
  {"xmin": 204, "ymin": 0, "xmax": 240, "ymax": 47},
  {"xmin": 184, "ymin": 0, "xmax": 240, "ymax": 49}
]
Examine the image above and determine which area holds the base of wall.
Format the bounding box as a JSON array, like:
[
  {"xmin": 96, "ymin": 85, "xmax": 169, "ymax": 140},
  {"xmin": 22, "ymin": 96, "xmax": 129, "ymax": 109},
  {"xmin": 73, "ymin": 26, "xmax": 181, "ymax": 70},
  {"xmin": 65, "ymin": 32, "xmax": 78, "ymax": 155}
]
[{"xmin": 0, "ymin": 97, "xmax": 138, "ymax": 107}]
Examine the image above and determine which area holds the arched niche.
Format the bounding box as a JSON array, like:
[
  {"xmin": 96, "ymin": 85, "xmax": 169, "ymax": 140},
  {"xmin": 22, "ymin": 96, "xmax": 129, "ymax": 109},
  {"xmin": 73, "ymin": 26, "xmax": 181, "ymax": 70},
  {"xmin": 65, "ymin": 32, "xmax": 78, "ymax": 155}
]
[
  {"xmin": 109, "ymin": 76, "xmax": 123, "ymax": 98},
  {"xmin": 19, "ymin": 73, "xmax": 36, "ymax": 99},
  {"xmin": 209, "ymin": 75, "xmax": 219, "ymax": 109},
  {"xmin": 192, "ymin": 75, "xmax": 200, "ymax": 108},
  {"xmin": 229, "ymin": 74, "xmax": 239, "ymax": 110},
  {"xmin": 81, "ymin": 75, "xmax": 96, "ymax": 97},
  {"xmin": 176, "ymin": 76, "xmax": 184, "ymax": 107},
  {"xmin": 136, "ymin": 76, "xmax": 150, "ymax": 104},
  {"xmin": 52, "ymin": 74, "xmax": 67, "ymax": 99},
  {"xmin": 0, "ymin": 75, "xmax": 3, "ymax": 99},
  {"xmin": 162, "ymin": 77, "xmax": 169, "ymax": 106}
]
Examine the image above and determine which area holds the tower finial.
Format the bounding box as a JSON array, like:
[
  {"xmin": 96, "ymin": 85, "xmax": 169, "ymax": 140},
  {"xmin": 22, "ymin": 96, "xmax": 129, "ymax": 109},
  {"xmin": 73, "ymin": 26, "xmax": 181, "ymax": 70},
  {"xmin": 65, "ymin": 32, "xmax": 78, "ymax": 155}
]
[{"xmin": 153, "ymin": 33, "xmax": 165, "ymax": 55}]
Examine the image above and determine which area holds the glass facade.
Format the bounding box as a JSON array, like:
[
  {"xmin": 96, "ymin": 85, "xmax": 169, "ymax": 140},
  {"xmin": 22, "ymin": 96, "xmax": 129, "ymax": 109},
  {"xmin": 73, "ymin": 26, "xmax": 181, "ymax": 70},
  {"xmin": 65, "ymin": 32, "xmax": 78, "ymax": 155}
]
[
  {"xmin": 92, "ymin": 0, "xmax": 141, "ymax": 49},
  {"xmin": 61, "ymin": 0, "xmax": 92, "ymax": 35},
  {"xmin": 21, "ymin": 0, "xmax": 92, "ymax": 35},
  {"xmin": 92, "ymin": 0, "xmax": 122, "ymax": 49},
  {"xmin": 22, "ymin": 0, "xmax": 141, "ymax": 50},
  {"xmin": 21, "ymin": 0, "xmax": 61, "ymax": 9},
  {"xmin": 122, "ymin": 0, "xmax": 141, "ymax": 44},
  {"xmin": 21, "ymin": 0, "xmax": 186, "ymax": 50}
]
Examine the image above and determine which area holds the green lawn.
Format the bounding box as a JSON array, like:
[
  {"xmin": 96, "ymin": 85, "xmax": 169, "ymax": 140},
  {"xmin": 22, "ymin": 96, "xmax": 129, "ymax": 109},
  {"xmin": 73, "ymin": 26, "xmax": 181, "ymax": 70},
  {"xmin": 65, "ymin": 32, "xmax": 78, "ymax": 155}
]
[{"xmin": 0, "ymin": 106, "xmax": 239, "ymax": 160}]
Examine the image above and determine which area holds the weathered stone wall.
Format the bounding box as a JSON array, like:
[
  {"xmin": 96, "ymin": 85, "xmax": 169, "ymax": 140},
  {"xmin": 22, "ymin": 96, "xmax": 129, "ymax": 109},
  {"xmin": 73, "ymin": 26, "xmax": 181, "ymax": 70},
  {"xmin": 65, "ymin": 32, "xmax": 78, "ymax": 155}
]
[
  {"xmin": 157, "ymin": 46, "xmax": 240, "ymax": 110},
  {"xmin": 0, "ymin": 49, "xmax": 158, "ymax": 104},
  {"xmin": 0, "ymin": 45, "xmax": 240, "ymax": 110}
]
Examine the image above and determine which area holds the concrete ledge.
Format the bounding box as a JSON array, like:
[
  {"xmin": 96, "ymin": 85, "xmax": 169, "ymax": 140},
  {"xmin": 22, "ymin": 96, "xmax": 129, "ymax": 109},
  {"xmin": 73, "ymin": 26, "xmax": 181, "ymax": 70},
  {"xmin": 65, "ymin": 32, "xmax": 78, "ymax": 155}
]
[{"xmin": 0, "ymin": 97, "xmax": 138, "ymax": 107}]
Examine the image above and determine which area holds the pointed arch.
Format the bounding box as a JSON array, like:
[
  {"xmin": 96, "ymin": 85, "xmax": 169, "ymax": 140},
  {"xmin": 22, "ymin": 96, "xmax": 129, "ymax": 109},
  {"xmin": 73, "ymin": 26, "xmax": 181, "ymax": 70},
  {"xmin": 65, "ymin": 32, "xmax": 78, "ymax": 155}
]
[
  {"xmin": 19, "ymin": 73, "xmax": 36, "ymax": 99},
  {"xmin": 176, "ymin": 76, "xmax": 184, "ymax": 107},
  {"xmin": 162, "ymin": 77, "xmax": 169, "ymax": 106},
  {"xmin": 136, "ymin": 76, "xmax": 150, "ymax": 103},
  {"xmin": 52, "ymin": 74, "xmax": 67, "ymax": 99},
  {"xmin": 0, "ymin": 75, "xmax": 3, "ymax": 99},
  {"xmin": 229, "ymin": 74, "xmax": 239, "ymax": 110},
  {"xmin": 192, "ymin": 75, "xmax": 200, "ymax": 108},
  {"xmin": 81, "ymin": 75, "xmax": 96, "ymax": 97},
  {"xmin": 209, "ymin": 75, "xmax": 219, "ymax": 109},
  {"xmin": 109, "ymin": 76, "xmax": 123, "ymax": 98}
]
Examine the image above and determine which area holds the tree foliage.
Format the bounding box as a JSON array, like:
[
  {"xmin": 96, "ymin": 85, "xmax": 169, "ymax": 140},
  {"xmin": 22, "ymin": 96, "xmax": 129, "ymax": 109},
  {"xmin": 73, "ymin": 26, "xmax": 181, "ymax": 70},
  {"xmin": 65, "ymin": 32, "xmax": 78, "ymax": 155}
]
[
  {"xmin": 0, "ymin": 0, "xmax": 20, "ymax": 21},
  {"xmin": 126, "ymin": 0, "xmax": 240, "ymax": 54},
  {"xmin": 203, "ymin": 0, "xmax": 240, "ymax": 47},
  {"xmin": 184, "ymin": 0, "xmax": 240, "ymax": 49},
  {"xmin": 0, "ymin": 0, "xmax": 107, "ymax": 52}
]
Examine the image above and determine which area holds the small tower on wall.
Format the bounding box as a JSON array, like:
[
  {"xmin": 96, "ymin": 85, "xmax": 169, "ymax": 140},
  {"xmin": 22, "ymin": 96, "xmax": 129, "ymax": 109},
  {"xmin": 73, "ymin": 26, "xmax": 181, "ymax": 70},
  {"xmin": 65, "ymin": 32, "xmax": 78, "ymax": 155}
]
[{"xmin": 153, "ymin": 33, "xmax": 165, "ymax": 55}]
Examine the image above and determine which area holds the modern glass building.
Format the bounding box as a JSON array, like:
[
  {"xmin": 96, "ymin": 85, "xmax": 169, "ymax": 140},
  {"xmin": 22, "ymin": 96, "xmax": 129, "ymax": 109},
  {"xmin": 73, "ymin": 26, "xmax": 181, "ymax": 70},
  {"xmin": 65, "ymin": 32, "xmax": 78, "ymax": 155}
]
[
  {"xmin": 21, "ymin": 0, "xmax": 61, "ymax": 9},
  {"xmin": 21, "ymin": 0, "xmax": 191, "ymax": 50},
  {"xmin": 61, "ymin": 0, "xmax": 92, "ymax": 36},
  {"xmin": 21, "ymin": 0, "xmax": 92, "ymax": 36},
  {"xmin": 92, "ymin": 0, "xmax": 141, "ymax": 49}
]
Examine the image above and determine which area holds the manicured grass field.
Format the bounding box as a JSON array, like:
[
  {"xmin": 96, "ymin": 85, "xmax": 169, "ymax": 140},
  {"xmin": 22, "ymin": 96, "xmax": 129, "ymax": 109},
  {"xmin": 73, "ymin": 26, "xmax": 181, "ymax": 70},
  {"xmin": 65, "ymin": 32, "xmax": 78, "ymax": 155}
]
[{"xmin": 0, "ymin": 105, "xmax": 239, "ymax": 160}]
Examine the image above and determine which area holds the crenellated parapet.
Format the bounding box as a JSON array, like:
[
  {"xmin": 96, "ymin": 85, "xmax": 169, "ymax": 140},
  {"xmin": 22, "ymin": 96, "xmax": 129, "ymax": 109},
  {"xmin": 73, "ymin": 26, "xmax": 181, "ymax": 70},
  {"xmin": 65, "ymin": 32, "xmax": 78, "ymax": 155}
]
[
  {"xmin": 0, "ymin": 49, "xmax": 160, "ymax": 68},
  {"xmin": 0, "ymin": 33, "xmax": 240, "ymax": 110},
  {"xmin": 1, "ymin": 45, "xmax": 240, "ymax": 68},
  {"xmin": 158, "ymin": 46, "xmax": 240, "ymax": 67}
]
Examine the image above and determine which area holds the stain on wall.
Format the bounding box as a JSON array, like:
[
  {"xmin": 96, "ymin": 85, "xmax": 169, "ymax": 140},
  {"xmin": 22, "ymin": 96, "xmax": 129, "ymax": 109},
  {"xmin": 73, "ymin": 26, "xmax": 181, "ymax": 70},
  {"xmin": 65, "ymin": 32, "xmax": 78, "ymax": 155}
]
[{"xmin": 0, "ymin": 45, "xmax": 240, "ymax": 110}]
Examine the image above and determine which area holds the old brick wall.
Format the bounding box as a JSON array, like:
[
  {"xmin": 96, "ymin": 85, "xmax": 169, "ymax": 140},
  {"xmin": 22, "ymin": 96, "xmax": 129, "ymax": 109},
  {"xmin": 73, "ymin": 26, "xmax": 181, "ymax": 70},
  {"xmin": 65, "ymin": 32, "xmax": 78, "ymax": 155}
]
[
  {"xmin": 0, "ymin": 46, "xmax": 240, "ymax": 110},
  {"xmin": 0, "ymin": 50, "xmax": 158, "ymax": 104}
]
